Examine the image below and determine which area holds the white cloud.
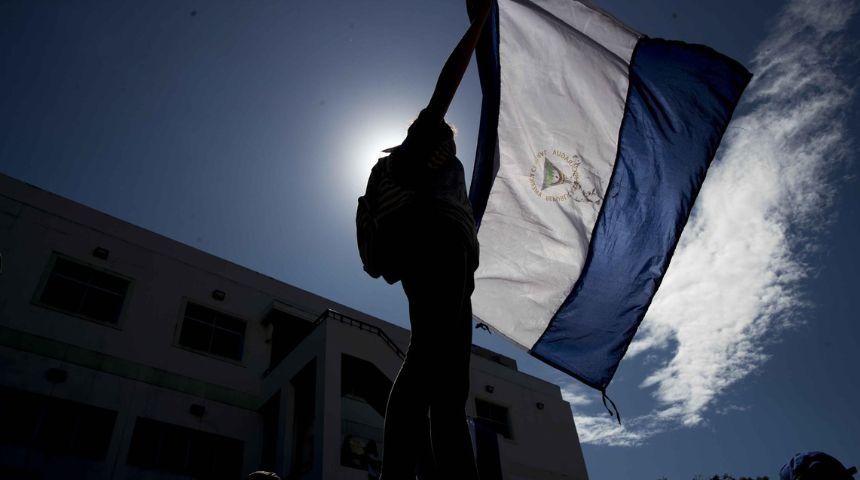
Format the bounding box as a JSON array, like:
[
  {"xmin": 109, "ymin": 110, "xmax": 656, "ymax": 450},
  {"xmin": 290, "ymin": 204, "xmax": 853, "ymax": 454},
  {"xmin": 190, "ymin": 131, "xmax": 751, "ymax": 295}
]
[
  {"xmin": 575, "ymin": 415, "xmax": 657, "ymax": 447},
  {"xmin": 559, "ymin": 381, "xmax": 595, "ymax": 408},
  {"xmin": 576, "ymin": 0, "xmax": 856, "ymax": 446}
]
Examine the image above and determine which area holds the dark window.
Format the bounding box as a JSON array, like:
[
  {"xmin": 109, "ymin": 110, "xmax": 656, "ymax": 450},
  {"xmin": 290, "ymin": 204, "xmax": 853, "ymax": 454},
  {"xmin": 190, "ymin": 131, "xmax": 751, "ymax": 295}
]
[
  {"xmin": 265, "ymin": 309, "xmax": 315, "ymax": 371},
  {"xmin": 0, "ymin": 386, "xmax": 117, "ymax": 460},
  {"xmin": 179, "ymin": 302, "xmax": 246, "ymax": 361},
  {"xmin": 475, "ymin": 399, "xmax": 512, "ymax": 439},
  {"xmin": 341, "ymin": 354, "xmax": 391, "ymax": 419},
  {"xmin": 39, "ymin": 256, "xmax": 130, "ymax": 324},
  {"xmin": 291, "ymin": 360, "xmax": 316, "ymax": 477},
  {"xmin": 260, "ymin": 391, "xmax": 281, "ymax": 472},
  {"xmin": 340, "ymin": 354, "xmax": 391, "ymax": 470},
  {"xmin": 126, "ymin": 417, "xmax": 244, "ymax": 480}
]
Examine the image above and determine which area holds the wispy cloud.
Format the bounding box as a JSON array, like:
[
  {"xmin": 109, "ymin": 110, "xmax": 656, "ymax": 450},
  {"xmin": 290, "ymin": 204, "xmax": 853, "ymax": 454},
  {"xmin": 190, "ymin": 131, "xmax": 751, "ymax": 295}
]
[
  {"xmin": 559, "ymin": 380, "xmax": 595, "ymax": 408},
  {"xmin": 575, "ymin": 0, "xmax": 856, "ymax": 446},
  {"xmin": 576, "ymin": 415, "xmax": 660, "ymax": 447}
]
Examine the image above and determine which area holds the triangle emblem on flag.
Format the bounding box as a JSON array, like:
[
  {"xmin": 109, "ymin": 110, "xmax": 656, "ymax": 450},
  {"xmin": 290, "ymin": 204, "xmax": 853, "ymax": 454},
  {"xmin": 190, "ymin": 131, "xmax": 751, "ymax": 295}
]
[{"xmin": 542, "ymin": 158, "xmax": 569, "ymax": 190}]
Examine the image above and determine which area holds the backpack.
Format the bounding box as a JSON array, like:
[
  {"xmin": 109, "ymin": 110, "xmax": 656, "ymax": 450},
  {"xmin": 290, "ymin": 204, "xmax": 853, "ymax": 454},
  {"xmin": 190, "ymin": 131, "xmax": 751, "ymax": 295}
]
[{"xmin": 356, "ymin": 149, "xmax": 417, "ymax": 284}]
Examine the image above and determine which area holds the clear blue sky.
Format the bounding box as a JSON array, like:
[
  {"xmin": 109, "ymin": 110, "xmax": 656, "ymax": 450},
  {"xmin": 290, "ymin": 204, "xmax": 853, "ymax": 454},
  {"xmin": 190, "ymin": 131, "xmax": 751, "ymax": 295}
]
[{"xmin": 1, "ymin": 1, "xmax": 858, "ymax": 478}]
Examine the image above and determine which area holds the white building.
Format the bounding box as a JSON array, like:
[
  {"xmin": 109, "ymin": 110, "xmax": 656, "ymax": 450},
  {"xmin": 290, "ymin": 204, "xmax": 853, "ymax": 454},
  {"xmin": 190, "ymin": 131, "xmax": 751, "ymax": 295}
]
[{"xmin": 0, "ymin": 173, "xmax": 589, "ymax": 480}]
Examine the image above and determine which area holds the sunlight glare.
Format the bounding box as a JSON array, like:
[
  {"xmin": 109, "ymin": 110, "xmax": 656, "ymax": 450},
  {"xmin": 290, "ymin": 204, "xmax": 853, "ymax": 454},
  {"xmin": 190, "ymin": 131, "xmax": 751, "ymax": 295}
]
[{"xmin": 349, "ymin": 124, "xmax": 407, "ymax": 194}]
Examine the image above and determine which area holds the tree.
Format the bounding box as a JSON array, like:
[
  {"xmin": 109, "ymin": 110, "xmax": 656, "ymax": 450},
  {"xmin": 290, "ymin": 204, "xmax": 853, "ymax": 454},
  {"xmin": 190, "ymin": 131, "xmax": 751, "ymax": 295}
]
[{"xmin": 694, "ymin": 475, "xmax": 769, "ymax": 480}]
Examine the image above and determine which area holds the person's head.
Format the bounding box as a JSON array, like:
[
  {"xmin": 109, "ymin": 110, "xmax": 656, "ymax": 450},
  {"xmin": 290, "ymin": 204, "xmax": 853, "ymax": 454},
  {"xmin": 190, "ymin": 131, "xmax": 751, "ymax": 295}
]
[{"xmin": 780, "ymin": 451, "xmax": 856, "ymax": 480}]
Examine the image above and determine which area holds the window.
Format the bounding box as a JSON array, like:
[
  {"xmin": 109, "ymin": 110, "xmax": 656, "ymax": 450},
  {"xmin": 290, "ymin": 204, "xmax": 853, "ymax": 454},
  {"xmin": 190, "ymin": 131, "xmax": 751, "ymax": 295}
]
[
  {"xmin": 178, "ymin": 302, "xmax": 246, "ymax": 361},
  {"xmin": 260, "ymin": 391, "xmax": 281, "ymax": 472},
  {"xmin": 38, "ymin": 256, "xmax": 130, "ymax": 324},
  {"xmin": 340, "ymin": 354, "xmax": 391, "ymax": 469},
  {"xmin": 126, "ymin": 417, "xmax": 244, "ymax": 480},
  {"xmin": 475, "ymin": 399, "xmax": 512, "ymax": 439},
  {"xmin": 265, "ymin": 307, "xmax": 315, "ymax": 371},
  {"xmin": 0, "ymin": 386, "xmax": 117, "ymax": 460},
  {"xmin": 291, "ymin": 360, "xmax": 316, "ymax": 476}
]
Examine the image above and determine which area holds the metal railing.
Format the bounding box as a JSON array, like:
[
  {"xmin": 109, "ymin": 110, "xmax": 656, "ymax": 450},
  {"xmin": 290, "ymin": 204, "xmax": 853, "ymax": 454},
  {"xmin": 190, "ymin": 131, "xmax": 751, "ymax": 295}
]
[{"xmin": 314, "ymin": 309, "xmax": 406, "ymax": 360}]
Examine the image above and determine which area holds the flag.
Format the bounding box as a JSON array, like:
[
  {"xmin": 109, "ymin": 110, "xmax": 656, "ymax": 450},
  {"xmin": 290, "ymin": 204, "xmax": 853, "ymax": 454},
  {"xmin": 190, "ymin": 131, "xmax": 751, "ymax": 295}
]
[{"xmin": 468, "ymin": 0, "xmax": 751, "ymax": 393}]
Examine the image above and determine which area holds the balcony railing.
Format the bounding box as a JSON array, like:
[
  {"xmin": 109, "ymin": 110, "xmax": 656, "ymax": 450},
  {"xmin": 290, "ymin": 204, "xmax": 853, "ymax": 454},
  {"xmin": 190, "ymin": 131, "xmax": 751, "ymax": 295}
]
[{"xmin": 314, "ymin": 309, "xmax": 406, "ymax": 360}]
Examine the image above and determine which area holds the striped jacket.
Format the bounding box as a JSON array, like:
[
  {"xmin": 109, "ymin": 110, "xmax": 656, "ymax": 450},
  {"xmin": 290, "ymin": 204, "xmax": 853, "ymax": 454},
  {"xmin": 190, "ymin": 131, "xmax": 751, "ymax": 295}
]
[{"xmin": 356, "ymin": 114, "xmax": 478, "ymax": 283}]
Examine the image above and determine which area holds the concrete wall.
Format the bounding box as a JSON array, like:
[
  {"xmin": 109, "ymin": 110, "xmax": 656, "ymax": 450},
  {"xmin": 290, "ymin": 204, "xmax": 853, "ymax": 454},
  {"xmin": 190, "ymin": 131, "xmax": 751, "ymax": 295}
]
[
  {"xmin": 471, "ymin": 355, "xmax": 589, "ymax": 479},
  {"xmin": 1, "ymin": 175, "xmax": 276, "ymax": 478},
  {"xmin": 0, "ymin": 345, "xmax": 261, "ymax": 479}
]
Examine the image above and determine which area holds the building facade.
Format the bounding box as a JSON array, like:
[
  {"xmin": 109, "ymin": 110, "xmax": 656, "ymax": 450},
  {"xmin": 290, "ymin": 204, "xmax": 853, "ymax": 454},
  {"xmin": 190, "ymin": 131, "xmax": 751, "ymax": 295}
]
[{"xmin": 0, "ymin": 173, "xmax": 589, "ymax": 479}]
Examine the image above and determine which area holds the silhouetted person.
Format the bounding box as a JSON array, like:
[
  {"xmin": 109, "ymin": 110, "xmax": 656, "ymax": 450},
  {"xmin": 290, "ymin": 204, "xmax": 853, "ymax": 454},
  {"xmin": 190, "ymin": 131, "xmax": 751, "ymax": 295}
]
[
  {"xmin": 361, "ymin": 1, "xmax": 492, "ymax": 478},
  {"xmin": 780, "ymin": 451, "xmax": 856, "ymax": 480}
]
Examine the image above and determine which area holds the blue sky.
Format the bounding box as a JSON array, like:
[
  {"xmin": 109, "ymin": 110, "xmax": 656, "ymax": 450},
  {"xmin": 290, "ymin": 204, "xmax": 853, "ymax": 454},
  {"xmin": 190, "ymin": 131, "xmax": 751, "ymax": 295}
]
[{"xmin": 1, "ymin": 0, "xmax": 858, "ymax": 478}]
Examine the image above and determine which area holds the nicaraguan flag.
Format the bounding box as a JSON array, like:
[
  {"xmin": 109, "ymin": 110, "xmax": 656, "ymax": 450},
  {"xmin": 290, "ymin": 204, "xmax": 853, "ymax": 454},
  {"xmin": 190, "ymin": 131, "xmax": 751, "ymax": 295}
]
[{"xmin": 469, "ymin": 0, "xmax": 751, "ymax": 392}]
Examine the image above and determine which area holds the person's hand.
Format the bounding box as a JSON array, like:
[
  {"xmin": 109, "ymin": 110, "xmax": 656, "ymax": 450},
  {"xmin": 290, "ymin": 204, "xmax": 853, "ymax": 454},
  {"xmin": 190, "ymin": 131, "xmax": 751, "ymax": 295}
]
[
  {"xmin": 466, "ymin": 0, "xmax": 492, "ymax": 18},
  {"xmin": 468, "ymin": 0, "xmax": 492, "ymax": 9},
  {"xmin": 426, "ymin": 0, "xmax": 493, "ymax": 119}
]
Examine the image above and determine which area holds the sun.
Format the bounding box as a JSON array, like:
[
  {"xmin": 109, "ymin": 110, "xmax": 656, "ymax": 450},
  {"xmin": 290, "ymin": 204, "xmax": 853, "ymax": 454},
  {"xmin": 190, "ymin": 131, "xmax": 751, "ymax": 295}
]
[{"xmin": 348, "ymin": 123, "xmax": 408, "ymax": 193}]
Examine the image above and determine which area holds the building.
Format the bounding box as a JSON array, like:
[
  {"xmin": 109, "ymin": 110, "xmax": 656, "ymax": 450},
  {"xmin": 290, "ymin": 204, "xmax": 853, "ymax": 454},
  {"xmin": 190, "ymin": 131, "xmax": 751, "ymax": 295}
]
[{"xmin": 0, "ymin": 173, "xmax": 589, "ymax": 479}]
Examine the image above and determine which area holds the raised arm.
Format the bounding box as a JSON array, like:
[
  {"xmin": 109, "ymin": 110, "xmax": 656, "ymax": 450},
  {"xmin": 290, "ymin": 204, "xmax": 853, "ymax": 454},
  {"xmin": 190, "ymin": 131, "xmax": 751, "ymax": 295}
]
[{"xmin": 424, "ymin": 0, "xmax": 493, "ymax": 122}]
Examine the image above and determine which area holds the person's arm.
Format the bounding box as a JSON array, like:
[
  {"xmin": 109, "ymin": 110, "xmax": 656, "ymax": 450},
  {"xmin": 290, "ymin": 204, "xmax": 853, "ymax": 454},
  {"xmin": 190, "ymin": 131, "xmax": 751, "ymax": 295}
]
[{"xmin": 424, "ymin": 0, "xmax": 492, "ymax": 122}]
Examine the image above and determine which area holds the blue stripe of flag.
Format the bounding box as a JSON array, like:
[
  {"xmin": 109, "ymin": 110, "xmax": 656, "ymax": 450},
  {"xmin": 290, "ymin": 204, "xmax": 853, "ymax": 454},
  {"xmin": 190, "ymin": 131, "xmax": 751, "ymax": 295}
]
[{"xmin": 468, "ymin": 0, "xmax": 501, "ymax": 228}]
